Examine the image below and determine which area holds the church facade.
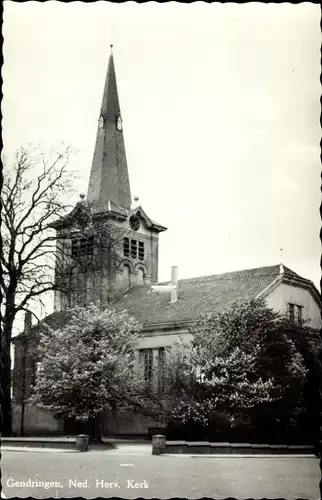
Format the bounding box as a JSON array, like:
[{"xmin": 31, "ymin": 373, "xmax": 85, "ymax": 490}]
[{"xmin": 12, "ymin": 49, "xmax": 321, "ymax": 437}]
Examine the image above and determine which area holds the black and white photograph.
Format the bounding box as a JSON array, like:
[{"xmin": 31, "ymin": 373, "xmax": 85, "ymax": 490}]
[{"xmin": 1, "ymin": 2, "xmax": 321, "ymax": 499}]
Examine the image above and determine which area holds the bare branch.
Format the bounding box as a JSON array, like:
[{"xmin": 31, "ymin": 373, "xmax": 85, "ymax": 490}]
[{"xmin": 1, "ymin": 145, "xmax": 76, "ymax": 336}]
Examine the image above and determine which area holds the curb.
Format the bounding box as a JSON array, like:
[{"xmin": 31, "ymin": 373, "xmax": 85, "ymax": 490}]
[
  {"xmin": 1, "ymin": 447, "xmax": 77, "ymax": 453},
  {"xmin": 1, "ymin": 447, "xmax": 316, "ymax": 458},
  {"xmin": 165, "ymin": 453, "xmax": 317, "ymax": 458}
]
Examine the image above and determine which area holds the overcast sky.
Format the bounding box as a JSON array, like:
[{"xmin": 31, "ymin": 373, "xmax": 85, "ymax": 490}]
[{"xmin": 3, "ymin": 1, "xmax": 321, "ymax": 312}]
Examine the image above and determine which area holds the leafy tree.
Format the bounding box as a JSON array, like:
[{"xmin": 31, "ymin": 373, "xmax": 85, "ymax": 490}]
[
  {"xmin": 187, "ymin": 299, "xmax": 308, "ymax": 442},
  {"xmin": 274, "ymin": 316, "xmax": 321, "ymax": 444},
  {"xmin": 30, "ymin": 304, "xmax": 142, "ymax": 442},
  {"xmin": 144, "ymin": 299, "xmax": 308, "ymax": 443},
  {"xmin": 1, "ymin": 144, "xmax": 75, "ymax": 436}
]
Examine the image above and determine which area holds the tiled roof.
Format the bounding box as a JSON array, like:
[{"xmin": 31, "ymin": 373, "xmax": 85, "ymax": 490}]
[
  {"xmin": 16, "ymin": 264, "xmax": 316, "ymax": 339},
  {"xmin": 109, "ymin": 264, "xmax": 293, "ymax": 326},
  {"xmin": 12, "ymin": 310, "xmax": 72, "ymax": 342}
]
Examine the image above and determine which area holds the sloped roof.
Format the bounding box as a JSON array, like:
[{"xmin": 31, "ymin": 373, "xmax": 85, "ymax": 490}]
[
  {"xmin": 129, "ymin": 205, "xmax": 167, "ymax": 233},
  {"xmin": 109, "ymin": 264, "xmax": 295, "ymax": 326},
  {"xmin": 14, "ymin": 264, "xmax": 319, "ymax": 341},
  {"xmin": 11, "ymin": 310, "xmax": 72, "ymax": 343}
]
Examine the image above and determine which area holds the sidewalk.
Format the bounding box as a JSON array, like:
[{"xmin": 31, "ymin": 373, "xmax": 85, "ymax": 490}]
[
  {"xmin": 105, "ymin": 443, "xmax": 152, "ymax": 454},
  {"xmin": 1, "ymin": 445, "xmax": 315, "ymax": 459},
  {"xmin": 1, "ymin": 446, "xmax": 75, "ymax": 453},
  {"xmin": 0, "ymin": 442, "xmax": 152, "ymax": 454}
]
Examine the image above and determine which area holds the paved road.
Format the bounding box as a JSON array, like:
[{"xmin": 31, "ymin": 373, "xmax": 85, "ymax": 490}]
[{"xmin": 1, "ymin": 445, "xmax": 320, "ymax": 499}]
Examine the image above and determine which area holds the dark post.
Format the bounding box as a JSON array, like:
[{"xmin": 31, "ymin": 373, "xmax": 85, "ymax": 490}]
[
  {"xmin": 152, "ymin": 434, "xmax": 166, "ymax": 455},
  {"xmin": 76, "ymin": 434, "xmax": 89, "ymax": 452}
]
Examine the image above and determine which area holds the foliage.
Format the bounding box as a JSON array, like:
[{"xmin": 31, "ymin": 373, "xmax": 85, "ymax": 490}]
[
  {"xmin": 187, "ymin": 300, "xmax": 308, "ymax": 440},
  {"xmin": 143, "ymin": 299, "xmax": 309, "ymax": 442},
  {"xmin": 30, "ymin": 305, "xmax": 142, "ymax": 438}
]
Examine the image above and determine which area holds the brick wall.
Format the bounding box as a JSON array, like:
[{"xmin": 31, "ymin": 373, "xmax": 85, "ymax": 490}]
[
  {"xmin": 104, "ymin": 410, "xmax": 160, "ymax": 436},
  {"xmin": 12, "ymin": 403, "xmax": 63, "ymax": 436}
]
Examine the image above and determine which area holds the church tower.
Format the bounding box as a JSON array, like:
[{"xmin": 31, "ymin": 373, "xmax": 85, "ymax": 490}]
[{"xmin": 53, "ymin": 47, "xmax": 167, "ymax": 311}]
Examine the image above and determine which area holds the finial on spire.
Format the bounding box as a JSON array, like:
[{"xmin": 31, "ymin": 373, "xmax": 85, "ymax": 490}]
[
  {"xmin": 110, "ymin": 44, "xmax": 113, "ymax": 54},
  {"xmin": 131, "ymin": 196, "xmax": 140, "ymax": 209}
]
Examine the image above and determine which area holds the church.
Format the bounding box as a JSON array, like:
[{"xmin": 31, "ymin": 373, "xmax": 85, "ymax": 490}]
[{"xmin": 12, "ymin": 48, "xmax": 321, "ymax": 437}]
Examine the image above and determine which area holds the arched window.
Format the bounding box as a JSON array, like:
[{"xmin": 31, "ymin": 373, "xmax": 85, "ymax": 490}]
[
  {"xmin": 137, "ymin": 268, "xmax": 144, "ymax": 285},
  {"xmin": 123, "ymin": 265, "xmax": 130, "ymax": 288}
]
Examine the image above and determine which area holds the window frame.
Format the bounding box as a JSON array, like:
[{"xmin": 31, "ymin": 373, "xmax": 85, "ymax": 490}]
[
  {"xmin": 139, "ymin": 348, "xmax": 153, "ymax": 383},
  {"xmin": 71, "ymin": 235, "xmax": 94, "ymax": 259},
  {"xmin": 296, "ymin": 304, "xmax": 303, "ymax": 323},
  {"xmin": 123, "ymin": 238, "xmax": 145, "ymax": 260},
  {"xmin": 288, "ymin": 302, "xmax": 304, "ymax": 323},
  {"xmin": 288, "ymin": 303, "xmax": 295, "ymax": 322}
]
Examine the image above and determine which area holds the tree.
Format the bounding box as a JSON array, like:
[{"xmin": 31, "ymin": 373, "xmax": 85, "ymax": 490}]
[
  {"xmin": 143, "ymin": 299, "xmax": 308, "ymax": 442},
  {"xmin": 276, "ymin": 317, "xmax": 321, "ymax": 444},
  {"xmin": 190, "ymin": 299, "xmax": 308, "ymax": 441},
  {"xmin": 1, "ymin": 144, "xmax": 75, "ymax": 435},
  {"xmin": 30, "ymin": 304, "xmax": 142, "ymax": 442}
]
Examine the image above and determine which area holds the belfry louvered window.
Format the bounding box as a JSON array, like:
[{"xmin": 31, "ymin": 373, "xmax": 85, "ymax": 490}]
[
  {"xmin": 138, "ymin": 242, "xmax": 144, "ymax": 261},
  {"xmin": 71, "ymin": 236, "xmax": 94, "ymax": 259},
  {"xmin": 131, "ymin": 240, "xmax": 137, "ymax": 259},
  {"xmin": 123, "ymin": 238, "xmax": 145, "ymax": 261},
  {"xmin": 123, "ymin": 238, "xmax": 130, "ymax": 257}
]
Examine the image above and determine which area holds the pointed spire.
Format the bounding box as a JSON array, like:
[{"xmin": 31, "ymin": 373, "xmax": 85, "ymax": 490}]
[
  {"xmin": 100, "ymin": 45, "xmax": 120, "ymax": 122},
  {"xmin": 87, "ymin": 47, "xmax": 132, "ymax": 211}
]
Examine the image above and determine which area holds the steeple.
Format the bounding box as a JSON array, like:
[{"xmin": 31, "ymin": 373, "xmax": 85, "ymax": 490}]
[{"xmin": 87, "ymin": 46, "xmax": 132, "ymax": 211}]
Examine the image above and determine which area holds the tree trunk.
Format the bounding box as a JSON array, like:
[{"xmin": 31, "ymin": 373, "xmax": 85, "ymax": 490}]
[
  {"xmin": 20, "ymin": 401, "xmax": 25, "ymax": 437},
  {"xmin": 320, "ymin": 455, "xmax": 322, "ymax": 499},
  {"xmin": 2, "ymin": 291, "xmax": 16, "ymax": 436},
  {"xmin": 19, "ymin": 337, "xmax": 28, "ymax": 437},
  {"xmin": 88, "ymin": 414, "xmax": 103, "ymax": 443},
  {"xmin": 1, "ymin": 316, "xmax": 13, "ymax": 437},
  {"xmin": 1, "ymin": 344, "xmax": 13, "ymax": 436}
]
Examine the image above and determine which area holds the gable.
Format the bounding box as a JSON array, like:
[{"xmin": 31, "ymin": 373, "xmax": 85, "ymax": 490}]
[
  {"xmin": 129, "ymin": 206, "xmax": 167, "ymax": 233},
  {"xmin": 266, "ymin": 282, "xmax": 321, "ymax": 330}
]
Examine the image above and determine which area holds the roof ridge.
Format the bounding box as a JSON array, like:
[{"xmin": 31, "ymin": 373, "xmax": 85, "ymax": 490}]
[
  {"xmin": 282, "ymin": 265, "xmax": 302, "ymax": 277},
  {"xmin": 165, "ymin": 264, "xmax": 281, "ymax": 284}
]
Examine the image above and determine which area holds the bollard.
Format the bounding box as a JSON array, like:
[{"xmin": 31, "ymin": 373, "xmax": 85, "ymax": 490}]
[
  {"xmin": 76, "ymin": 434, "xmax": 89, "ymax": 452},
  {"xmin": 152, "ymin": 434, "xmax": 166, "ymax": 455}
]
